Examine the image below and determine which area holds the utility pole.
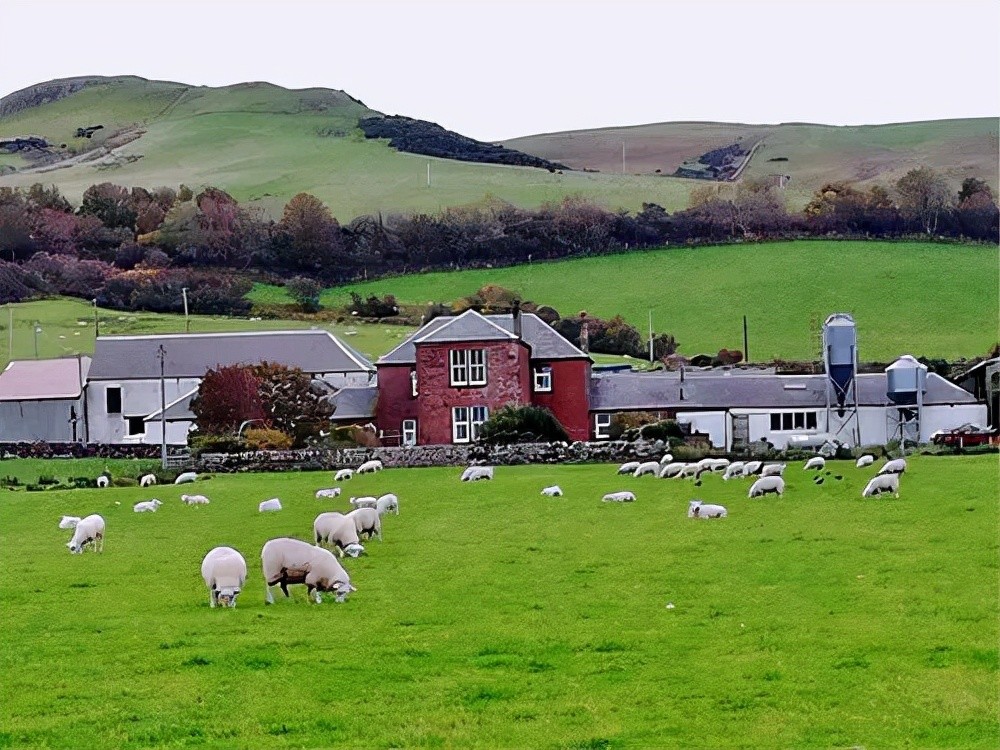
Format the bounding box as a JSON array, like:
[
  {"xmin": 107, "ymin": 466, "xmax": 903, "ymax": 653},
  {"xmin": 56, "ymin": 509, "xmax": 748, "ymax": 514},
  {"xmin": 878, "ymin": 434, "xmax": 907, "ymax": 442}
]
[
  {"xmin": 622, "ymin": 141, "xmax": 626, "ymax": 174},
  {"xmin": 93, "ymin": 299, "xmax": 99, "ymax": 338},
  {"xmin": 648, "ymin": 310, "xmax": 654, "ymax": 363},
  {"xmin": 158, "ymin": 344, "xmax": 167, "ymax": 469},
  {"xmin": 182, "ymin": 288, "xmax": 190, "ymax": 333},
  {"xmin": 743, "ymin": 315, "xmax": 750, "ymax": 363},
  {"xmin": 33, "ymin": 324, "xmax": 40, "ymax": 359},
  {"xmin": 7, "ymin": 305, "xmax": 12, "ymax": 362},
  {"xmin": 427, "ymin": 162, "xmax": 431, "ymax": 187}
]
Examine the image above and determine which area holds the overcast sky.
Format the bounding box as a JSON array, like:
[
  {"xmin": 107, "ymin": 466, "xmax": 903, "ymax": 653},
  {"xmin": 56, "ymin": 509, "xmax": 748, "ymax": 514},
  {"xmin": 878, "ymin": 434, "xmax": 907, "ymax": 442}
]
[{"xmin": 3, "ymin": 0, "xmax": 998, "ymax": 141}]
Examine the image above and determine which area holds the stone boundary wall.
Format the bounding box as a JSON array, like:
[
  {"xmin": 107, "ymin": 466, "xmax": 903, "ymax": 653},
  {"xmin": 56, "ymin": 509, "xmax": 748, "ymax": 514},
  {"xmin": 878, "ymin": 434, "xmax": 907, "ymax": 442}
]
[{"xmin": 0, "ymin": 442, "xmax": 163, "ymax": 460}]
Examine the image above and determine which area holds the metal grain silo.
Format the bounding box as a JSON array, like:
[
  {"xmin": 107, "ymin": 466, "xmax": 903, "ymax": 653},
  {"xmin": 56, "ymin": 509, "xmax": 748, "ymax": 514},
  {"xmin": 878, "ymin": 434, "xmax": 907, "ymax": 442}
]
[
  {"xmin": 823, "ymin": 313, "xmax": 857, "ymax": 410},
  {"xmin": 886, "ymin": 355, "xmax": 928, "ymax": 405}
]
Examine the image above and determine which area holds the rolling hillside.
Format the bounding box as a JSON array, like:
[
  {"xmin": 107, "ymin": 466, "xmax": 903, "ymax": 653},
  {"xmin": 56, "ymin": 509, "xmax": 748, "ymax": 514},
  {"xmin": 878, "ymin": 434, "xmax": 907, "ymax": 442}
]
[{"xmin": 2, "ymin": 77, "xmax": 995, "ymax": 218}]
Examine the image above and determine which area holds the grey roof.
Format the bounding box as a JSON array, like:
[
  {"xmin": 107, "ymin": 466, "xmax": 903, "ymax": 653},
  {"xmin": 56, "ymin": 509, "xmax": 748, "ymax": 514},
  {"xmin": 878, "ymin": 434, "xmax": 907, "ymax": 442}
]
[
  {"xmin": 330, "ymin": 386, "xmax": 378, "ymax": 421},
  {"xmin": 89, "ymin": 330, "xmax": 374, "ymax": 380},
  {"xmin": 378, "ymin": 311, "xmax": 588, "ymax": 365},
  {"xmin": 590, "ymin": 370, "xmax": 980, "ymax": 411},
  {"xmin": 0, "ymin": 357, "xmax": 90, "ymax": 401},
  {"xmin": 413, "ymin": 309, "xmax": 517, "ymax": 345},
  {"xmin": 144, "ymin": 388, "xmax": 197, "ymax": 422}
]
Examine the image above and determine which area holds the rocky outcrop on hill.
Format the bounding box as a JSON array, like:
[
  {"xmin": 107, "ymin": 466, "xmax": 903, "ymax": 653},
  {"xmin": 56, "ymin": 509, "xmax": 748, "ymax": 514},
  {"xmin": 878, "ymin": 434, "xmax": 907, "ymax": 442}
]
[
  {"xmin": 0, "ymin": 77, "xmax": 110, "ymax": 118},
  {"xmin": 359, "ymin": 115, "xmax": 569, "ymax": 171}
]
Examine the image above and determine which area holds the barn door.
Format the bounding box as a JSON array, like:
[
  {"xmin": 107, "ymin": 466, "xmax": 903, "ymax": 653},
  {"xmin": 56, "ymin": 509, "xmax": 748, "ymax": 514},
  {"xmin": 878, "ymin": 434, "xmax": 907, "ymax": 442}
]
[{"xmin": 732, "ymin": 414, "xmax": 749, "ymax": 448}]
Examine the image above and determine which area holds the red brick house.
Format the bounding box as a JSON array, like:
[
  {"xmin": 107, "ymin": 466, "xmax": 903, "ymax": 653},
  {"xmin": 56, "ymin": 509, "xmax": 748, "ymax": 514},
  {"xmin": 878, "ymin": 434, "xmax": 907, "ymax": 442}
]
[{"xmin": 375, "ymin": 308, "xmax": 592, "ymax": 445}]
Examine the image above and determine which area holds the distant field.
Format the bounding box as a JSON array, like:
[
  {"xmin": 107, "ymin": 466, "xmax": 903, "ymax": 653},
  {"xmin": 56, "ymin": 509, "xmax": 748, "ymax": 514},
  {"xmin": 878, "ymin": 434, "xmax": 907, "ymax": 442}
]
[
  {"xmin": 1, "ymin": 456, "xmax": 996, "ymax": 748},
  {"xmin": 250, "ymin": 240, "xmax": 1000, "ymax": 361}
]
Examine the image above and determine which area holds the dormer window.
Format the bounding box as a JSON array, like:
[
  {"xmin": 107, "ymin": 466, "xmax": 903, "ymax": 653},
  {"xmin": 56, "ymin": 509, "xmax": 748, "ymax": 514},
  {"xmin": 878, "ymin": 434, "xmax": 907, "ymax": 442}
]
[{"xmin": 449, "ymin": 349, "xmax": 487, "ymax": 387}]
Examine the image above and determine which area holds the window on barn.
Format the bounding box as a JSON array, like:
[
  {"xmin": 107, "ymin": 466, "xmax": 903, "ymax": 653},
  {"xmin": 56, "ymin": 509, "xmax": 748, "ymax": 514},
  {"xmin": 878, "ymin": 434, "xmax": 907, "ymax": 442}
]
[
  {"xmin": 106, "ymin": 386, "xmax": 122, "ymax": 414},
  {"xmin": 770, "ymin": 413, "xmax": 781, "ymax": 431},
  {"xmin": 402, "ymin": 419, "xmax": 417, "ymax": 446},
  {"xmin": 769, "ymin": 411, "xmax": 820, "ymax": 432},
  {"xmin": 595, "ymin": 413, "xmax": 612, "ymax": 440},
  {"xmin": 126, "ymin": 416, "xmax": 145, "ymax": 436},
  {"xmin": 533, "ymin": 366, "xmax": 552, "ymax": 392}
]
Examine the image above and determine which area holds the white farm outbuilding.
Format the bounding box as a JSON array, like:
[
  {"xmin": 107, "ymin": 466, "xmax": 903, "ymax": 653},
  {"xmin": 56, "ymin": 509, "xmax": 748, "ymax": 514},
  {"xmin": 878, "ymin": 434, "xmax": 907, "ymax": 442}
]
[{"xmin": 0, "ymin": 357, "xmax": 90, "ymax": 443}]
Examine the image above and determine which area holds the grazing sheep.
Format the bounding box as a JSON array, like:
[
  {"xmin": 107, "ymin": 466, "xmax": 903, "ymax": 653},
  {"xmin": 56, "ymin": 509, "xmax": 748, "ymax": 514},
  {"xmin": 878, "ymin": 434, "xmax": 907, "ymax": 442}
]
[
  {"xmin": 261, "ymin": 537, "xmax": 355, "ymax": 604},
  {"xmin": 659, "ymin": 462, "xmax": 687, "ymax": 478},
  {"xmin": 357, "ymin": 459, "xmax": 383, "ymax": 474},
  {"xmin": 334, "ymin": 469, "xmax": 354, "ymax": 482},
  {"xmin": 709, "ymin": 458, "xmax": 731, "ymax": 473},
  {"xmin": 856, "ymin": 455, "xmax": 875, "ymax": 469},
  {"xmin": 617, "ymin": 461, "xmax": 641, "ymax": 475},
  {"xmin": 633, "ymin": 461, "xmax": 661, "ymax": 477},
  {"xmin": 461, "ymin": 466, "xmax": 494, "ymax": 482},
  {"xmin": 722, "ymin": 462, "xmax": 746, "ymax": 480},
  {"xmin": 602, "ymin": 491, "xmax": 636, "ymax": 503},
  {"xmin": 58, "ymin": 515, "xmax": 81, "ymax": 530},
  {"xmin": 541, "ymin": 486, "xmax": 563, "ymax": 497},
  {"xmin": 376, "ymin": 493, "xmax": 400, "ymax": 515},
  {"xmin": 181, "ymin": 494, "xmax": 210, "ymax": 505},
  {"xmin": 133, "ymin": 499, "xmax": 162, "ymax": 513},
  {"xmin": 804, "ymin": 457, "xmax": 826, "ymax": 471},
  {"xmin": 96, "ymin": 475, "xmax": 110, "ymax": 488},
  {"xmin": 347, "ymin": 507, "xmax": 382, "ymax": 541},
  {"xmin": 174, "ymin": 472, "xmax": 198, "ymax": 485},
  {"xmin": 313, "ymin": 512, "xmax": 365, "ymax": 558},
  {"xmin": 658, "ymin": 453, "xmax": 674, "ymax": 466},
  {"xmin": 67, "ymin": 514, "xmax": 105, "ymax": 554},
  {"xmin": 678, "ymin": 463, "xmax": 700, "ymax": 479},
  {"xmin": 761, "ymin": 463, "xmax": 787, "ymax": 477},
  {"xmin": 201, "ymin": 546, "xmax": 247, "ymax": 608},
  {"xmin": 315, "ymin": 488, "xmax": 342, "ymax": 499},
  {"xmin": 349, "ymin": 496, "xmax": 378, "ymax": 509},
  {"xmin": 139, "ymin": 474, "xmax": 157, "ymax": 487},
  {"xmin": 742, "ymin": 461, "xmax": 764, "ymax": 477},
  {"xmin": 258, "ymin": 498, "xmax": 282, "ymax": 512},
  {"xmin": 688, "ymin": 500, "xmax": 728, "ymax": 518},
  {"xmin": 748, "ymin": 476, "xmax": 785, "ymax": 498},
  {"xmin": 862, "ymin": 474, "xmax": 900, "ymax": 498},
  {"xmin": 877, "ymin": 458, "xmax": 907, "ymax": 476}
]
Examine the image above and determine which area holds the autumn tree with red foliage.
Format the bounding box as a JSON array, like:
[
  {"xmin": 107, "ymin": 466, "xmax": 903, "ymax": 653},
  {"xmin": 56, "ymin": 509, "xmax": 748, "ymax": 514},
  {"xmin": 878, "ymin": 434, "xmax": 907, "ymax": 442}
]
[{"xmin": 190, "ymin": 365, "xmax": 268, "ymax": 435}]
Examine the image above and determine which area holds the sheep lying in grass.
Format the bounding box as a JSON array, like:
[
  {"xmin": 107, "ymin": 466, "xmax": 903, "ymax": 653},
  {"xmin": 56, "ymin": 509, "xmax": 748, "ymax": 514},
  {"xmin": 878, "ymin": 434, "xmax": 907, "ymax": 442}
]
[
  {"xmin": 541, "ymin": 486, "xmax": 563, "ymax": 497},
  {"xmin": 376, "ymin": 494, "xmax": 399, "ymax": 515},
  {"xmin": 181, "ymin": 494, "xmax": 210, "ymax": 505},
  {"xmin": 201, "ymin": 546, "xmax": 247, "ymax": 608},
  {"xmin": 96, "ymin": 475, "xmax": 110, "ymax": 488},
  {"xmin": 602, "ymin": 491, "xmax": 636, "ymax": 503},
  {"xmin": 804, "ymin": 457, "xmax": 826, "ymax": 471},
  {"xmin": 261, "ymin": 537, "xmax": 355, "ymax": 604},
  {"xmin": 67, "ymin": 514, "xmax": 105, "ymax": 554},
  {"xmin": 140, "ymin": 474, "xmax": 157, "ymax": 487},
  {"xmin": 748, "ymin": 476, "xmax": 785, "ymax": 498},
  {"xmin": 347, "ymin": 507, "xmax": 382, "ymax": 541},
  {"xmin": 461, "ymin": 466, "xmax": 494, "ymax": 482},
  {"xmin": 862, "ymin": 474, "xmax": 900, "ymax": 498},
  {"xmin": 877, "ymin": 458, "xmax": 907, "ymax": 476},
  {"xmin": 59, "ymin": 515, "xmax": 81, "ymax": 530},
  {"xmin": 334, "ymin": 469, "xmax": 354, "ymax": 482},
  {"xmin": 313, "ymin": 513, "xmax": 365, "ymax": 558},
  {"xmin": 349, "ymin": 496, "xmax": 378, "ymax": 509},
  {"xmin": 722, "ymin": 462, "xmax": 746, "ymax": 480},
  {"xmin": 133, "ymin": 499, "xmax": 162, "ymax": 513},
  {"xmin": 617, "ymin": 461, "xmax": 640, "ymax": 475},
  {"xmin": 856, "ymin": 455, "xmax": 875, "ymax": 469},
  {"xmin": 634, "ymin": 461, "xmax": 661, "ymax": 477},
  {"xmin": 688, "ymin": 500, "xmax": 727, "ymax": 518},
  {"xmin": 315, "ymin": 488, "xmax": 341, "ymax": 499},
  {"xmin": 174, "ymin": 472, "xmax": 198, "ymax": 485},
  {"xmin": 258, "ymin": 498, "xmax": 282, "ymax": 512},
  {"xmin": 659, "ymin": 462, "xmax": 686, "ymax": 478},
  {"xmin": 357, "ymin": 459, "xmax": 383, "ymax": 474},
  {"xmin": 761, "ymin": 463, "xmax": 786, "ymax": 477}
]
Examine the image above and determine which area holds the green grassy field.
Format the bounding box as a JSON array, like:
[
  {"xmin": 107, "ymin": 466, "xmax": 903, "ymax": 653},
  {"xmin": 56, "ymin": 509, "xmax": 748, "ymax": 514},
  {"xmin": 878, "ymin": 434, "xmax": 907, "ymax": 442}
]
[
  {"xmin": 0, "ymin": 456, "xmax": 996, "ymax": 748},
  {"xmin": 250, "ymin": 240, "xmax": 1000, "ymax": 361},
  {"xmin": 0, "ymin": 457, "xmax": 158, "ymax": 485}
]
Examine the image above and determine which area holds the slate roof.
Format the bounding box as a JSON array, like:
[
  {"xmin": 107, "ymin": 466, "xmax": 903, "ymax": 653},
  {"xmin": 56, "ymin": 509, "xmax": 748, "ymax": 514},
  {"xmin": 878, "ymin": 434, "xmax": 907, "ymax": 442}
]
[
  {"xmin": 589, "ymin": 370, "xmax": 979, "ymax": 411},
  {"xmin": 89, "ymin": 331, "xmax": 374, "ymax": 380},
  {"xmin": 143, "ymin": 388, "xmax": 198, "ymax": 422},
  {"xmin": 0, "ymin": 357, "xmax": 90, "ymax": 401},
  {"xmin": 330, "ymin": 386, "xmax": 378, "ymax": 421},
  {"xmin": 378, "ymin": 310, "xmax": 588, "ymax": 365}
]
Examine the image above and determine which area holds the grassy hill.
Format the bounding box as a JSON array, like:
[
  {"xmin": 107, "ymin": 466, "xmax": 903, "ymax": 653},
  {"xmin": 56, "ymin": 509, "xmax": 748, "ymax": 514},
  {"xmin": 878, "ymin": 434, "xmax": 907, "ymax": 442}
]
[
  {"xmin": 2, "ymin": 77, "xmax": 995, "ymax": 218},
  {"xmin": 251, "ymin": 240, "xmax": 1000, "ymax": 362}
]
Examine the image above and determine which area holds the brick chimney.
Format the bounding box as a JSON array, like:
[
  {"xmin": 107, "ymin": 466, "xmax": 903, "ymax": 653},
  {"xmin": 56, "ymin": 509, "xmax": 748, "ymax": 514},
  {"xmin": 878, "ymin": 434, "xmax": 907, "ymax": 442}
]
[{"xmin": 512, "ymin": 300, "xmax": 522, "ymax": 340}]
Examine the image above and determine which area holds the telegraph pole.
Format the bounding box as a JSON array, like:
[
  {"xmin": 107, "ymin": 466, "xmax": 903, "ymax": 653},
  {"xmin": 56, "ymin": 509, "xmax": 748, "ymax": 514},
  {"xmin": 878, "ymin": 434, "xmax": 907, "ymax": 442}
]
[
  {"xmin": 158, "ymin": 344, "xmax": 167, "ymax": 469},
  {"xmin": 33, "ymin": 324, "xmax": 40, "ymax": 359},
  {"xmin": 182, "ymin": 288, "xmax": 190, "ymax": 333},
  {"xmin": 93, "ymin": 299, "xmax": 99, "ymax": 338}
]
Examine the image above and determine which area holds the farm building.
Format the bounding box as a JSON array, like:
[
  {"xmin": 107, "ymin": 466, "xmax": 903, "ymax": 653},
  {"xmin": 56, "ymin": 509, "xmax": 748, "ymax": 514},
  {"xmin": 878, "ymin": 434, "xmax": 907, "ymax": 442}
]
[{"xmin": 0, "ymin": 356, "xmax": 90, "ymax": 443}]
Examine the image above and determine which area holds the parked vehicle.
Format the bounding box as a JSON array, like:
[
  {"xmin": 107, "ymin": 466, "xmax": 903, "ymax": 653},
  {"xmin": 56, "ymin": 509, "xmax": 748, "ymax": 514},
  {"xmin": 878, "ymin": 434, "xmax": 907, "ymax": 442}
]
[{"xmin": 931, "ymin": 423, "xmax": 996, "ymax": 447}]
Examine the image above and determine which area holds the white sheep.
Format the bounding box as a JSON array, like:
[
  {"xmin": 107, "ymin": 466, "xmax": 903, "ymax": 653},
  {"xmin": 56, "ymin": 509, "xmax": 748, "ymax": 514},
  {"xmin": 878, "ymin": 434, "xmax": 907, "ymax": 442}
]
[
  {"xmin": 633, "ymin": 461, "xmax": 661, "ymax": 477},
  {"xmin": 334, "ymin": 469, "xmax": 354, "ymax": 482},
  {"xmin": 722, "ymin": 462, "xmax": 746, "ymax": 480},
  {"xmin": 357, "ymin": 459, "xmax": 383, "ymax": 474},
  {"xmin": 261, "ymin": 537, "xmax": 355, "ymax": 604},
  {"xmin": 376, "ymin": 493, "xmax": 400, "ymax": 515},
  {"xmin": 201, "ymin": 546, "xmax": 247, "ymax": 608},
  {"xmin": 804, "ymin": 457, "xmax": 826, "ymax": 471},
  {"xmin": 695, "ymin": 458, "xmax": 716, "ymax": 474},
  {"xmin": 856, "ymin": 455, "xmax": 875, "ymax": 469},
  {"xmin": 658, "ymin": 453, "xmax": 674, "ymax": 466},
  {"xmin": 67, "ymin": 514, "xmax": 105, "ymax": 554},
  {"xmin": 96, "ymin": 475, "xmax": 110, "ymax": 488},
  {"xmin": 315, "ymin": 488, "xmax": 342, "ymax": 499},
  {"xmin": 761, "ymin": 463, "xmax": 787, "ymax": 477},
  {"xmin": 349, "ymin": 496, "xmax": 379, "ymax": 509},
  {"xmin": 688, "ymin": 500, "xmax": 728, "ymax": 518},
  {"xmin": 659, "ymin": 462, "xmax": 687, "ymax": 478},
  {"xmin": 678, "ymin": 463, "xmax": 700, "ymax": 479},
  {"xmin": 313, "ymin": 512, "xmax": 365, "ymax": 558},
  {"xmin": 139, "ymin": 474, "xmax": 157, "ymax": 487},
  {"xmin": 617, "ymin": 461, "xmax": 641, "ymax": 475},
  {"xmin": 461, "ymin": 466, "xmax": 494, "ymax": 482},
  {"xmin": 258, "ymin": 498, "xmax": 282, "ymax": 512},
  {"xmin": 347, "ymin": 507, "xmax": 382, "ymax": 541},
  {"xmin": 862, "ymin": 474, "xmax": 900, "ymax": 498},
  {"xmin": 133, "ymin": 499, "xmax": 162, "ymax": 513},
  {"xmin": 181, "ymin": 494, "xmax": 210, "ymax": 505},
  {"xmin": 174, "ymin": 472, "xmax": 198, "ymax": 485},
  {"xmin": 709, "ymin": 458, "xmax": 731, "ymax": 473},
  {"xmin": 748, "ymin": 476, "xmax": 785, "ymax": 498},
  {"xmin": 58, "ymin": 515, "xmax": 81, "ymax": 530},
  {"xmin": 541, "ymin": 486, "xmax": 563, "ymax": 497},
  {"xmin": 742, "ymin": 461, "xmax": 763, "ymax": 477},
  {"xmin": 877, "ymin": 458, "xmax": 907, "ymax": 476},
  {"xmin": 602, "ymin": 491, "xmax": 636, "ymax": 503}
]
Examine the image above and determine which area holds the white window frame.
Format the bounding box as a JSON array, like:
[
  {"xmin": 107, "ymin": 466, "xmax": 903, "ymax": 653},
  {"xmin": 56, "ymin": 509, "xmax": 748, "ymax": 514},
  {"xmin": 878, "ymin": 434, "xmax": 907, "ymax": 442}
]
[
  {"xmin": 595, "ymin": 413, "xmax": 612, "ymax": 440},
  {"xmin": 468, "ymin": 349, "xmax": 487, "ymax": 386},
  {"xmin": 471, "ymin": 406, "xmax": 488, "ymax": 440},
  {"xmin": 402, "ymin": 419, "xmax": 417, "ymax": 446},
  {"xmin": 125, "ymin": 415, "xmax": 145, "ymax": 436},
  {"xmin": 410, "ymin": 371, "xmax": 418, "ymax": 397},
  {"xmin": 449, "ymin": 350, "xmax": 468, "ymax": 387},
  {"xmin": 452, "ymin": 406, "xmax": 489, "ymax": 443},
  {"xmin": 533, "ymin": 366, "xmax": 552, "ymax": 393},
  {"xmin": 769, "ymin": 411, "xmax": 820, "ymax": 432}
]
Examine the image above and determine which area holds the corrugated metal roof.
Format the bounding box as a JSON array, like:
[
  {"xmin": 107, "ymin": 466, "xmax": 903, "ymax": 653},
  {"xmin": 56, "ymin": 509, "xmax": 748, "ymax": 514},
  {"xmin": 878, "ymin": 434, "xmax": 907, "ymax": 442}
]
[
  {"xmin": 89, "ymin": 330, "xmax": 374, "ymax": 380},
  {"xmin": 0, "ymin": 357, "xmax": 90, "ymax": 401},
  {"xmin": 589, "ymin": 370, "xmax": 979, "ymax": 411},
  {"xmin": 330, "ymin": 386, "xmax": 378, "ymax": 420}
]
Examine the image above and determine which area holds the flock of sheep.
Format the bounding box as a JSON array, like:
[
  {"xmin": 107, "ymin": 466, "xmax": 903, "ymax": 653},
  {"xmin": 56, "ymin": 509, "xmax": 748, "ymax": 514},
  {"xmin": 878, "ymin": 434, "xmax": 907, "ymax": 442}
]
[{"xmin": 57, "ymin": 459, "xmax": 402, "ymax": 608}]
